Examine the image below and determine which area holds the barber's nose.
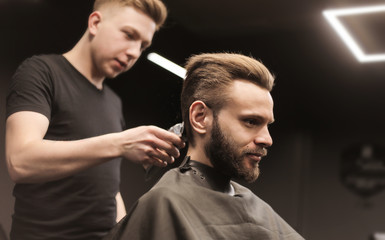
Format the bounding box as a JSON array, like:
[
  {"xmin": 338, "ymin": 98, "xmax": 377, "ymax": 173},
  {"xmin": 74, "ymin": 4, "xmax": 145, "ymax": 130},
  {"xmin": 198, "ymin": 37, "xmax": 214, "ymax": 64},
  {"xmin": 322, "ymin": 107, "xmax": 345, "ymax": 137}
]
[
  {"xmin": 125, "ymin": 41, "xmax": 142, "ymax": 59},
  {"xmin": 254, "ymin": 127, "xmax": 273, "ymax": 148}
]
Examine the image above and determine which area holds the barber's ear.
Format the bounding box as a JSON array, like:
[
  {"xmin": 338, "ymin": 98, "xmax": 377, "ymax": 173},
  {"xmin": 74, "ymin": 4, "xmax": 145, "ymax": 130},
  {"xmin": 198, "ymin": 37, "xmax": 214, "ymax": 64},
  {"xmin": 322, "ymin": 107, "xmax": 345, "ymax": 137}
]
[
  {"xmin": 189, "ymin": 101, "xmax": 212, "ymax": 134},
  {"xmin": 88, "ymin": 11, "xmax": 102, "ymax": 35}
]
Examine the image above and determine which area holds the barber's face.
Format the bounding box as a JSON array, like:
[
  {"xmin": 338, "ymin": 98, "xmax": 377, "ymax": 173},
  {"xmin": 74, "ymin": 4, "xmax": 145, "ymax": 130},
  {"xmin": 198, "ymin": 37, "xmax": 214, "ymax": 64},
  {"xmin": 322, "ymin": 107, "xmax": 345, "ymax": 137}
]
[
  {"xmin": 204, "ymin": 80, "xmax": 274, "ymax": 182},
  {"xmin": 90, "ymin": 6, "xmax": 156, "ymax": 79}
]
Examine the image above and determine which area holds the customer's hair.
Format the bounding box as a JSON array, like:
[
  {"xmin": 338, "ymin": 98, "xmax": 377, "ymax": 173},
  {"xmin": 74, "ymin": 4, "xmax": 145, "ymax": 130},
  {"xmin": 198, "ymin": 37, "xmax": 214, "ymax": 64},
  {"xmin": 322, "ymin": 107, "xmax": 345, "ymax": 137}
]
[
  {"xmin": 181, "ymin": 52, "xmax": 275, "ymax": 145},
  {"xmin": 93, "ymin": 0, "xmax": 167, "ymax": 30}
]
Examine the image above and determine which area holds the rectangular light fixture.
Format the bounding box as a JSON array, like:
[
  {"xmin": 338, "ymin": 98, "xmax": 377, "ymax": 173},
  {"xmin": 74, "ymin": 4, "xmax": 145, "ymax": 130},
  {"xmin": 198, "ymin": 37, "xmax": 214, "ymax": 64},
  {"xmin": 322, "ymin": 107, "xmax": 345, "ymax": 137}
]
[
  {"xmin": 372, "ymin": 232, "xmax": 385, "ymax": 240},
  {"xmin": 147, "ymin": 52, "xmax": 186, "ymax": 79},
  {"xmin": 323, "ymin": 5, "xmax": 385, "ymax": 63}
]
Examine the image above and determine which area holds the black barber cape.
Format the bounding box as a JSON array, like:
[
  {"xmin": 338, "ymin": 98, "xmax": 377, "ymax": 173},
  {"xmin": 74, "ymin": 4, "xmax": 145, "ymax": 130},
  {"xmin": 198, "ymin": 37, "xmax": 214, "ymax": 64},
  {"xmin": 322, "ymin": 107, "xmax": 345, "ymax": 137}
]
[{"xmin": 104, "ymin": 157, "xmax": 304, "ymax": 240}]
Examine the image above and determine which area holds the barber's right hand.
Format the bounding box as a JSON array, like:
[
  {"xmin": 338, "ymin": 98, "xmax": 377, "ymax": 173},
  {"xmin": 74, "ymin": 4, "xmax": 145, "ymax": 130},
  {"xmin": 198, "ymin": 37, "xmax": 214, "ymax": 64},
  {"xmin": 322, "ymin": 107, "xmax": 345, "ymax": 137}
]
[{"xmin": 118, "ymin": 126, "xmax": 185, "ymax": 167}]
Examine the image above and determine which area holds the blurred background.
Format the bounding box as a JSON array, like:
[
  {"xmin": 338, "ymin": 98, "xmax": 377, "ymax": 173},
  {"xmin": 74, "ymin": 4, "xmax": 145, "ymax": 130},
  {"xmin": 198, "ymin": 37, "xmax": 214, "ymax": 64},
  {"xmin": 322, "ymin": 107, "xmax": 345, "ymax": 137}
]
[{"xmin": 1, "ymin": 0, "xmax": 384, "ymax": 239}]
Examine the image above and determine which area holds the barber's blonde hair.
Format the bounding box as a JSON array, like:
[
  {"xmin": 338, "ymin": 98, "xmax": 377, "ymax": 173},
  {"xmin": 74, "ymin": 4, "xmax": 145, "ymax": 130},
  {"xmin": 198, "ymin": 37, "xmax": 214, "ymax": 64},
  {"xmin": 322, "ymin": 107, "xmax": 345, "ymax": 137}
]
[
  {"xmin": 93, "ymin": 0, "xmax": 167, "ymax": 30},
  {"xmin": 181, "ymin": 53, "xmax": 275, "ymax": 145}
]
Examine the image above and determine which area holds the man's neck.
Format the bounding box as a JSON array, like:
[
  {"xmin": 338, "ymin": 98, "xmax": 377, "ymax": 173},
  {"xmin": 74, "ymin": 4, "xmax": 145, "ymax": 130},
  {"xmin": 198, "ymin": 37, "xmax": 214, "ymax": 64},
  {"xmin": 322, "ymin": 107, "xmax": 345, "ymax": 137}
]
[
  {"xmin": 63, "ymin": 33, "xmax": 105, "ymax": 90},
  {"xmin": 186, "ymin": 147, "xmax": 212, "ymax": 168},
  {"xmin": 182, "ymin": 157, "xmax": 234, "ymax": 195}
]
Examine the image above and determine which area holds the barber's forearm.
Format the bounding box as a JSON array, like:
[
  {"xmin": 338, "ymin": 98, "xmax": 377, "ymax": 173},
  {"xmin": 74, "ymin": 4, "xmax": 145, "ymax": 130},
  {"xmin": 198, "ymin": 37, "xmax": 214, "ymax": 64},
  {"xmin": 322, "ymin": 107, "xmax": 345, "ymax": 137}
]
[
  {"xmin": 6, "ymin": 133, "xmax": 121, "ymax": 184},
  {"xmin": 116, "ymin": 192, "xmax": 126, "ymax": 222}
]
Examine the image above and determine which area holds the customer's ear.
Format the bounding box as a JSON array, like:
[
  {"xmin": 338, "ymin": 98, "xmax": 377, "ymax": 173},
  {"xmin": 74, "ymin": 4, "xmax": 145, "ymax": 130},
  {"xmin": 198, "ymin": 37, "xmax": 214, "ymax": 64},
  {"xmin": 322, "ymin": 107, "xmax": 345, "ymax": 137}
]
[{"xmin": 189, "ymin": 101, "xmax": 212, "ymax": 135}]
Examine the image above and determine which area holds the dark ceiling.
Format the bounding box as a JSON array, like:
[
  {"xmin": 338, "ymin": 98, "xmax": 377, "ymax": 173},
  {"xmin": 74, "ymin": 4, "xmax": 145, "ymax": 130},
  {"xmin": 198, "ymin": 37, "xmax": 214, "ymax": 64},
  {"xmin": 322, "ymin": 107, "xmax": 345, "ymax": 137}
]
[{"xmin": 1, "ymin": 0, "xmax": 384, "ymax": 136}]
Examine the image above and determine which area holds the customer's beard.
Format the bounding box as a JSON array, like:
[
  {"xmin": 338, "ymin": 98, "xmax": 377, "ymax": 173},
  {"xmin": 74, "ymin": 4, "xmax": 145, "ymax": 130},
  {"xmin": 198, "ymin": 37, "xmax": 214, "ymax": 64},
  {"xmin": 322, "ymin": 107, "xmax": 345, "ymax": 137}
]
[{"xmin": 204, "ymin": 117, "xmax": 263, "ymax": 183}]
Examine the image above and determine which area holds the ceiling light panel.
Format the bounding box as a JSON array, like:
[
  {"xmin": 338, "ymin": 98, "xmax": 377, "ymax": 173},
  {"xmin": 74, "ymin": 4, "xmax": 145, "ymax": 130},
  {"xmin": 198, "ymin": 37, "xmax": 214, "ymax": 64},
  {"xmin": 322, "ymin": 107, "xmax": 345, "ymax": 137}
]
[{"xmin": 323, "ymin": 5, "xmax": 385, "ymax": 62}]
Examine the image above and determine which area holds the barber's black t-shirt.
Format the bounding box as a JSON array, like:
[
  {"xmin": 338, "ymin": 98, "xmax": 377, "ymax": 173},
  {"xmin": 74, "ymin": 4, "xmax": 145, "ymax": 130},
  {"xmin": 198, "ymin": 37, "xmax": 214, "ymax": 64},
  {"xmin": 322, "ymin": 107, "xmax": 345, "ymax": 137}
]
[{"xmin": 7, "ymin": 54, "xmax": 124, "ymax": 240}]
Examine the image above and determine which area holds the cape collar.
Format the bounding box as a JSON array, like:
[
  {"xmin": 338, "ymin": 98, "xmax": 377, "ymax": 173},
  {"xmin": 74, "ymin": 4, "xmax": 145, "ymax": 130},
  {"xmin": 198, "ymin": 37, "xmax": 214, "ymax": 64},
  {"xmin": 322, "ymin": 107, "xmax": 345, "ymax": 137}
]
[{"xmin": 179, "ymin": 156, "xmax": 234, "ymax": 195}]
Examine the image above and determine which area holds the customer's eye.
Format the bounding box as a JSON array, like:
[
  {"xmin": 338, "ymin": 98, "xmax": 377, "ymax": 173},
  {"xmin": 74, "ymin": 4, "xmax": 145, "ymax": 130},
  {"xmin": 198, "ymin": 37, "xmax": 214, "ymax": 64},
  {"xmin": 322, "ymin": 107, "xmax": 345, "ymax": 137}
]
[{"xmin": 244, "ymin": 119, "xmax": 259, "ymax": 127}]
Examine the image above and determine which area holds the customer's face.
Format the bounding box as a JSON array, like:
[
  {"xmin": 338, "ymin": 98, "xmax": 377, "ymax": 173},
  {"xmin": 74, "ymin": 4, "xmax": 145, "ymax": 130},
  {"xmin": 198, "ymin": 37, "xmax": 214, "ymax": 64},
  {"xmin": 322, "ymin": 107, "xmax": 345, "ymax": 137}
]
[
  {"xmin": 204, "ymin": 80, "xmax": 274, "ymax": 182},
  {"xmin": 90, "ymin": 5, "xmax": 156, "ymax": 79}
]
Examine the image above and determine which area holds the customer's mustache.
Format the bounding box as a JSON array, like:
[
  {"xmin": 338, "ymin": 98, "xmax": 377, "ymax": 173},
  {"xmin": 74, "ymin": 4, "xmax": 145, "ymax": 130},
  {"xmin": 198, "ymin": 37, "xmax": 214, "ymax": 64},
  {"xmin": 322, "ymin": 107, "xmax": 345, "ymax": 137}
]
[{"xmin": 244, "ymin": 148, "xmax": 267, "ymax": 157}]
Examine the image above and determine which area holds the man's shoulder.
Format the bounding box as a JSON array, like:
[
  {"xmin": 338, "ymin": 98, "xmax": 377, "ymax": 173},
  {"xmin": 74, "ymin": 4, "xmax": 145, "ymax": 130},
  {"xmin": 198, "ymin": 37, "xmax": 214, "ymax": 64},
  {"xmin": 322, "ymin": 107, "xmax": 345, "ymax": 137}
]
[
  {"xmin": 231, "ymin": 180, "xmax": 260, "ymax": 198},
  {"xmin": 230, "ymin": 180, "xmax": 275, "ymax": 208},
  {"xmin": 23, "ymin": 54, "xmax": 62, "ymax": 64},
  {"xmin": 146, "ymin": 169, "xmax": 187, "ymax": 197},
  {"xmin": 17, "ymin": 54, "xmax": 64, "ymax": 72},
  {"xmin": 139, "ymin": 168, "xmax": 204, "ymax": 204}
]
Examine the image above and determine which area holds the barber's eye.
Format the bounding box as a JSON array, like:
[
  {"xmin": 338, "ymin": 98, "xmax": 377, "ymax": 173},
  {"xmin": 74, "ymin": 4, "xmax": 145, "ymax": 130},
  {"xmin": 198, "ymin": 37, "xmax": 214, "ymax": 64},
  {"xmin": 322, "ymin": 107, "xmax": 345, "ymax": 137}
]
[
  {"xmin": 140, "ymin": 44, "xmax": 148, "ymax": 52},
  {"xmin": 123, "ymin": 31, "xmax": 133, "ymax": 39}
]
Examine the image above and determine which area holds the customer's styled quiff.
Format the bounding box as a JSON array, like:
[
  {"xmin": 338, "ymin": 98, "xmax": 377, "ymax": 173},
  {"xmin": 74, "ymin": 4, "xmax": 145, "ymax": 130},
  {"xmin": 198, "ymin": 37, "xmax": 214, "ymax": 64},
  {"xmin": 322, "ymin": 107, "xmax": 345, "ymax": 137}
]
[
  {"xmin": 181, "ymin": 53, "xmax": 275, "ymax": 145},
  {"xmin": 93, "ymin": 0, "xmax": 167, "ymax": 30}
]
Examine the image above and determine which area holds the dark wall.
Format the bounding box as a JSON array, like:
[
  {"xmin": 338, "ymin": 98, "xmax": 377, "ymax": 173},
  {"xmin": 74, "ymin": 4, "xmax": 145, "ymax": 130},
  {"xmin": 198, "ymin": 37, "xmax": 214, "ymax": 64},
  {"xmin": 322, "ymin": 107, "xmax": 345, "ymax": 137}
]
[
  {"xmin": 0, "ymin": 73, "xmax": 14, "ymax": 238},
  {"xmin": 303, "ymin": 131, "xmax": 385, "ymax": 240}
]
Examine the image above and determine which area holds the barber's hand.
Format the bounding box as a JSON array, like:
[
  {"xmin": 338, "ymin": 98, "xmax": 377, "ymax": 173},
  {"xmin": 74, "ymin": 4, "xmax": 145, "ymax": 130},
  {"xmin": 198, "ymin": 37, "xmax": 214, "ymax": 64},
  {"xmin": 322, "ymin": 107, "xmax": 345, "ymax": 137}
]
[{"xmin": 119, "ymin": 126, "xmax": 185, "ymax": 167}]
